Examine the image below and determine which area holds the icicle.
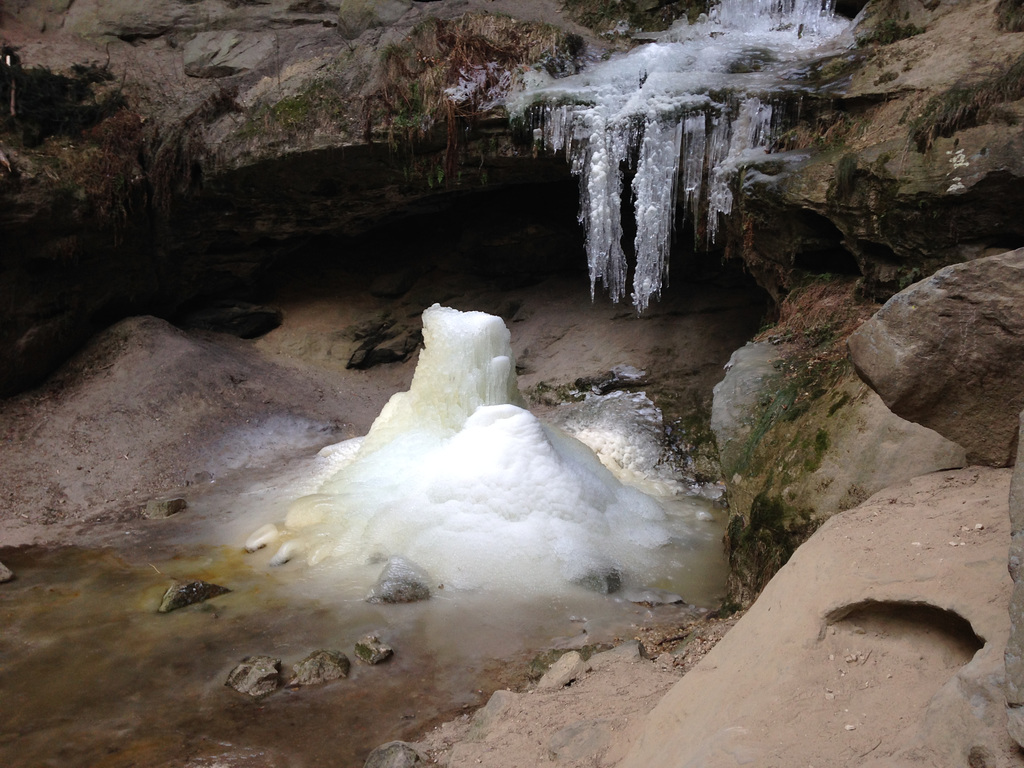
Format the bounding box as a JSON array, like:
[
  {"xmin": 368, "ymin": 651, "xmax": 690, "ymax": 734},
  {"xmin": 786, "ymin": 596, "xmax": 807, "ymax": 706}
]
[
  {"xmin": 573, "ymin": 110, "xmax": 629, "ymax": 302},
  {"xmin": 514, "ymin": 0, "xmax": 845, "ymax": 312},
  {"xmin": 632, "ymin": 119, "xmax": 684, "ymax": 313},
  {"xmin": 681, "ymin": 114, "xmax": 707, "ymax": 219},
  {"xmin": 705, "ymin": 114, "xmax": 733, "ymax": 243},
  {"xmin": 706, "ymin": 98, "xmax": 774, "ymax": 243}
]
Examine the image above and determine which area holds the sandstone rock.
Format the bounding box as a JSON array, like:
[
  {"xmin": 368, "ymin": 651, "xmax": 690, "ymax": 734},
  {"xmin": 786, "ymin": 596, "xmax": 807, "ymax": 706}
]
[
  {"xmin": 354, "ymin": 634, "xmax": 393, "ymax": 664},
  {"xmin": 290, "ymin": 649, "xmax": 350, "ymax": 686},
  {"xmin": 144, "ymin": 497, "xmax": 188, "ymax": 519},
  {"xmin": 591, "ymin": 640, "xmax": 644, "ymax": 664},
  {"xmin": 157, "ymin": 579, "xmax": 230, "ymax": 613},
  {"xmin": 0, "ymin": 561, "xmax": 13, "ymax": 583},
  {"xmin": 537, "ymin": 650, "xmax": 588, "ymax": 690},
  {"xmin": 713, "ymin": 345, "xmax": 965, "ymax": 524},
  {"xmin": 468, "ymin": 689, "xmax": 518, "ymax": 742},
  {"xmin": 362, "ymin": 740, "xmax": 425, "ymax": 768},
  {"xmin": 225, "ymin": 655, "xmax": 281, "ymax": 698},
  {"xmin": 548, "ymin": 719, "xmax": 614, "ymax": 761},
  {"xmin": 711, "ymin": 342, "xmax": 784, "ymax": 475},
  {"xmin": 183, "ymin": 31, "xmax": 276, "ymax": 79},
  {"xmin": 713, "ymin": 343, "xmax": 965, "ymax": 604},
  {"xmin": 366, "ymin": 557, "xmax": 431, "ymax": 604},
  {"xmin": 1005, "ymin": 411, "xmax": 1024, "ymax": 747},
  {"xmin": 848, "ymin": 250, "xmax": 1024, "ymax": 466},
  {"xmin": 338, "ymin": 0, "xmax": 412, "ymax": 40}
]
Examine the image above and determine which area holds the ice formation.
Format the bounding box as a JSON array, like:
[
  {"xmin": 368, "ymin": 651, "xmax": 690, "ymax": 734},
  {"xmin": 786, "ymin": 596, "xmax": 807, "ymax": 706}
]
[
  {"xmin": 513, "ymin": 0, "xmax": 849, "ymax": 312},
  {"xmin": 252, "ymin": 305, "xmax": 687, "ymax": 595}
]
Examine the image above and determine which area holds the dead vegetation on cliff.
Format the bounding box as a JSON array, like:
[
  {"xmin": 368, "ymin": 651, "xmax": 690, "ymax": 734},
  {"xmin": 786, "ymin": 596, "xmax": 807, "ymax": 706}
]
[
  {"xmin": 756, "ymin": 276, "xmax": 877, "ymax": 361},
  {"xmin": 362, "ymin": 14, "xmax": 581, "ymax": 180},
  {"xmin": 911, "ymin": 50, "xmax": 1024, "ymax": 152}
]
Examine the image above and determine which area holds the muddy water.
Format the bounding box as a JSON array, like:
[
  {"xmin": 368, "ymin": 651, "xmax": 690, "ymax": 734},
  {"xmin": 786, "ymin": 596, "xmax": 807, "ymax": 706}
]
[{"xmin": 0, "ymin": 508, "xmax": 725, "ymax": 768}]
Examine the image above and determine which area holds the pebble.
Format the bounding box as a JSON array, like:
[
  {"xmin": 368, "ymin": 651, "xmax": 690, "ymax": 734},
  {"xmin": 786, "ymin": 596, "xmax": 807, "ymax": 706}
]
[
  {"xmin": 157, "ymin": 579, "xmax": 230, "ymax": 613},
  {"xmin": 225, "ymin": 655, "xmax": 281, "ymax": 698},
  {"xmin": 144, "ymin": 497, "xmax": 187, "ymax": 519},
  {"xmin": 290, "ymin": 649, "xmax": 350, "ymax": 686},
  {"xmin": 355, "ymin": 634, "xmax": 394, "ymax": 665}
]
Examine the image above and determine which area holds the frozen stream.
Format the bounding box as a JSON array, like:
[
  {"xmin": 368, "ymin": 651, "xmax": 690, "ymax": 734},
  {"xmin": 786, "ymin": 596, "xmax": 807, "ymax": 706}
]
[{"xmin": 0, "ymin": 304, "xmax": 729, "ymax": 768}]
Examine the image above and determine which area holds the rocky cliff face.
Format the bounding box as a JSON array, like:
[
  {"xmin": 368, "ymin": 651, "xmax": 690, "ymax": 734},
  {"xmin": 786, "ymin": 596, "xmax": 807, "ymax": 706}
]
[{"xmin": 2, "ymin": 0, "xmax": 1023, "ymax": 395}]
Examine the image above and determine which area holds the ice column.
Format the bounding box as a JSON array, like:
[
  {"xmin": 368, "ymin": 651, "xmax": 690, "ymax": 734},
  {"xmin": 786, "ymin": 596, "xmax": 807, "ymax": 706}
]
[
  {"xmin": 707, "ymin": 98, "xmax": 774, "ymax": 242},
  {"xmin": 632, "ymin": 119, "xmax": 683, "ymax": 313}
]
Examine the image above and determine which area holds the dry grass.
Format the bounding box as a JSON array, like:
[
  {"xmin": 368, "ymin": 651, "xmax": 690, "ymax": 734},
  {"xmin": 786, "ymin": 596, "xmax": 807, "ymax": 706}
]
[
  {"xmin": 755, "ymin": 277, "xmax": 879, "ymax": 361},
  {"xmin": 911, "ymin": 51, "xmax": 1024, "ymax": 152},
  {"xmin": 996, "ymin": 0, "xmax": 1024, "ymax": 31},
  {"xmin": 363, "ymin": 14, "xmax": 568, "ymax": 179}
]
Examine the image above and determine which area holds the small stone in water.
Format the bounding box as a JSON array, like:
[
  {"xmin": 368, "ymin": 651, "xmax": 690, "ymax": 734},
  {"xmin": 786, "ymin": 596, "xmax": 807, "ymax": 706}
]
[
  {"xmin": 573, "ymin": 566, "xmax": 622, "ymax": 595},
  {"xmin": 290, "ymin": 649, "xmax": 350, "ymax": 686},
  {"xmin": 366, "ymin": 557, "xmax": 431, "ymax": 604},
  {"xmin": 157, "ymin": 579, "xmax": 230, "ymax": 613},
  {"xmin": 363, "ymin": 740, "xmax": 425, "ymax": 768},
  {"xmin": 355, "ymin": 635, "xmax": 394, "ymax": 665},
  {"xmin": 0, "ymin": 561, "xmax": 13, "ymax": 583},
  {"xmin": 225, "ymin": 655, "xmax": 281, "ymax": 698},
  {"xmin": 144, "ymin": 497, "xmax": 187, "ymax": 519}
]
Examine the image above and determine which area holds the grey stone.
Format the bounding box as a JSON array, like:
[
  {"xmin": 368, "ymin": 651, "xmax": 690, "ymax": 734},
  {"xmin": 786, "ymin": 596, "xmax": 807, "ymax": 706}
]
[
  {"xmin": 183, "ymin": 31, "xmax": 276, "ymax": 79},
  {"xmin": 711, "ymin": 342, "xmax": 784, "ymax": 476},
  {"xmin": 366, "ymin": 557, "xmax": 431, "ymax": 604},
  {"xmin": 354, "ymin": 634, "xmax": 393, "ymax": 664},
  {"xmin": 157, "ymin": 579, "xmax": 230, "ymax": 613},
  {"xmin": 0, "ymin": 561, "xmax": 13, "ymax": 583},
  {"xmin": 712, "ymin": 344, "xmax": 966, "ymax": 539},
  {"xmin": 144, "ymin": 497, "xmax": 188, "ymax": 519},
  {"xmin": 620, "ymin": 587, "xmax": 685, "ymax": 605},
  {"xmin": 549, "ymin": 390, "xmax": 667, "ymax": 483},
  {"xmin": 338, "ymin": 0, "xmax": 412, "ymax": 40},
  {"xmin": 290, "ymin": 649, "xmax": 350, "ymax": 686},
  {"xmin": 575, "ymin": 364, "xmax": 648, "ymax": 395},
  {"xmin": 591, "ymin": 640, "xmax": 644, "ymax": 664},
  {"xmin": 848, "ymin": 250, "xmax": 1024, "ymax": 466},
  {"xmin": 548, "ymin": 719, "xmax": 614, "ymax": 761},
  {"xmin": 537, "ymin": 650, "xmax": 588, "ymax": 690},
  {"xmin": 573, "ymin": 565, "xmax": 622, "ymax": 595},
  {"xmin": 363, "ymin": 740, "xmax": 424, "ymax": 768},
  {"xmin": 225, "ymin": 655, "xmax": 281, "ymax": 698},
  {"xmin": 1006, "ymin": 412, "xmax": 1024, "ymax": 747},
  {"xmin": 467, "ymin": 689, "xmax": 518, "ymax": 741}
]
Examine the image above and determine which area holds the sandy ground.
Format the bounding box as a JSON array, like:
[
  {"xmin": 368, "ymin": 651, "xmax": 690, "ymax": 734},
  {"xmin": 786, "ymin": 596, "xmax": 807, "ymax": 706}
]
[{"xmin": 415, "ymin": 468, "xmax": 1022, "ymax": 768}]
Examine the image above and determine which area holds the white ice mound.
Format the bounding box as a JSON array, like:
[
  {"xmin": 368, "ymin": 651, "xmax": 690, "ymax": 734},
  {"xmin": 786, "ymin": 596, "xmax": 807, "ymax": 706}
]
[{"xmin": 259, "ymin": 304, "xmax": 677, "ymax": 594}]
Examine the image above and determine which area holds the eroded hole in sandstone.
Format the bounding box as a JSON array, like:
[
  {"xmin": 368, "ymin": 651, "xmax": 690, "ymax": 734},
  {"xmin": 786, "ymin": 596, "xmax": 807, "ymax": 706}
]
[{"xmin": 825, "ymin": 600, "xmax": 984, "ymax": 667}]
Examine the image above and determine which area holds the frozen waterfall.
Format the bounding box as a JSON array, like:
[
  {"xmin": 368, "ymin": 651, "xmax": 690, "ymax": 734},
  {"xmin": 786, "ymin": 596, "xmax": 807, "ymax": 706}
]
[{"xmin": 512, "ymin": 0, "xmax": 848, "ymax": 312}]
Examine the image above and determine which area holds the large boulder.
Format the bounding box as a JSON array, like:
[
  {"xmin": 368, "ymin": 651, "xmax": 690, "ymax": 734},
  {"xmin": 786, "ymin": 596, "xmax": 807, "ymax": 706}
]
[
  {"xmin": 1006, "ymin": 411, "xmax": 1024, "ymax": 746},
  {"xmin": 712, "ymin": 342, "xmax": 965, "ymax": 604},
  {"xmin": 622, "ymin": 467, "xmax": 1013, "ymax": 768},
  {"xmin": 848, "ymin": 250, "xmax": 1024, "ymax": 466}
]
